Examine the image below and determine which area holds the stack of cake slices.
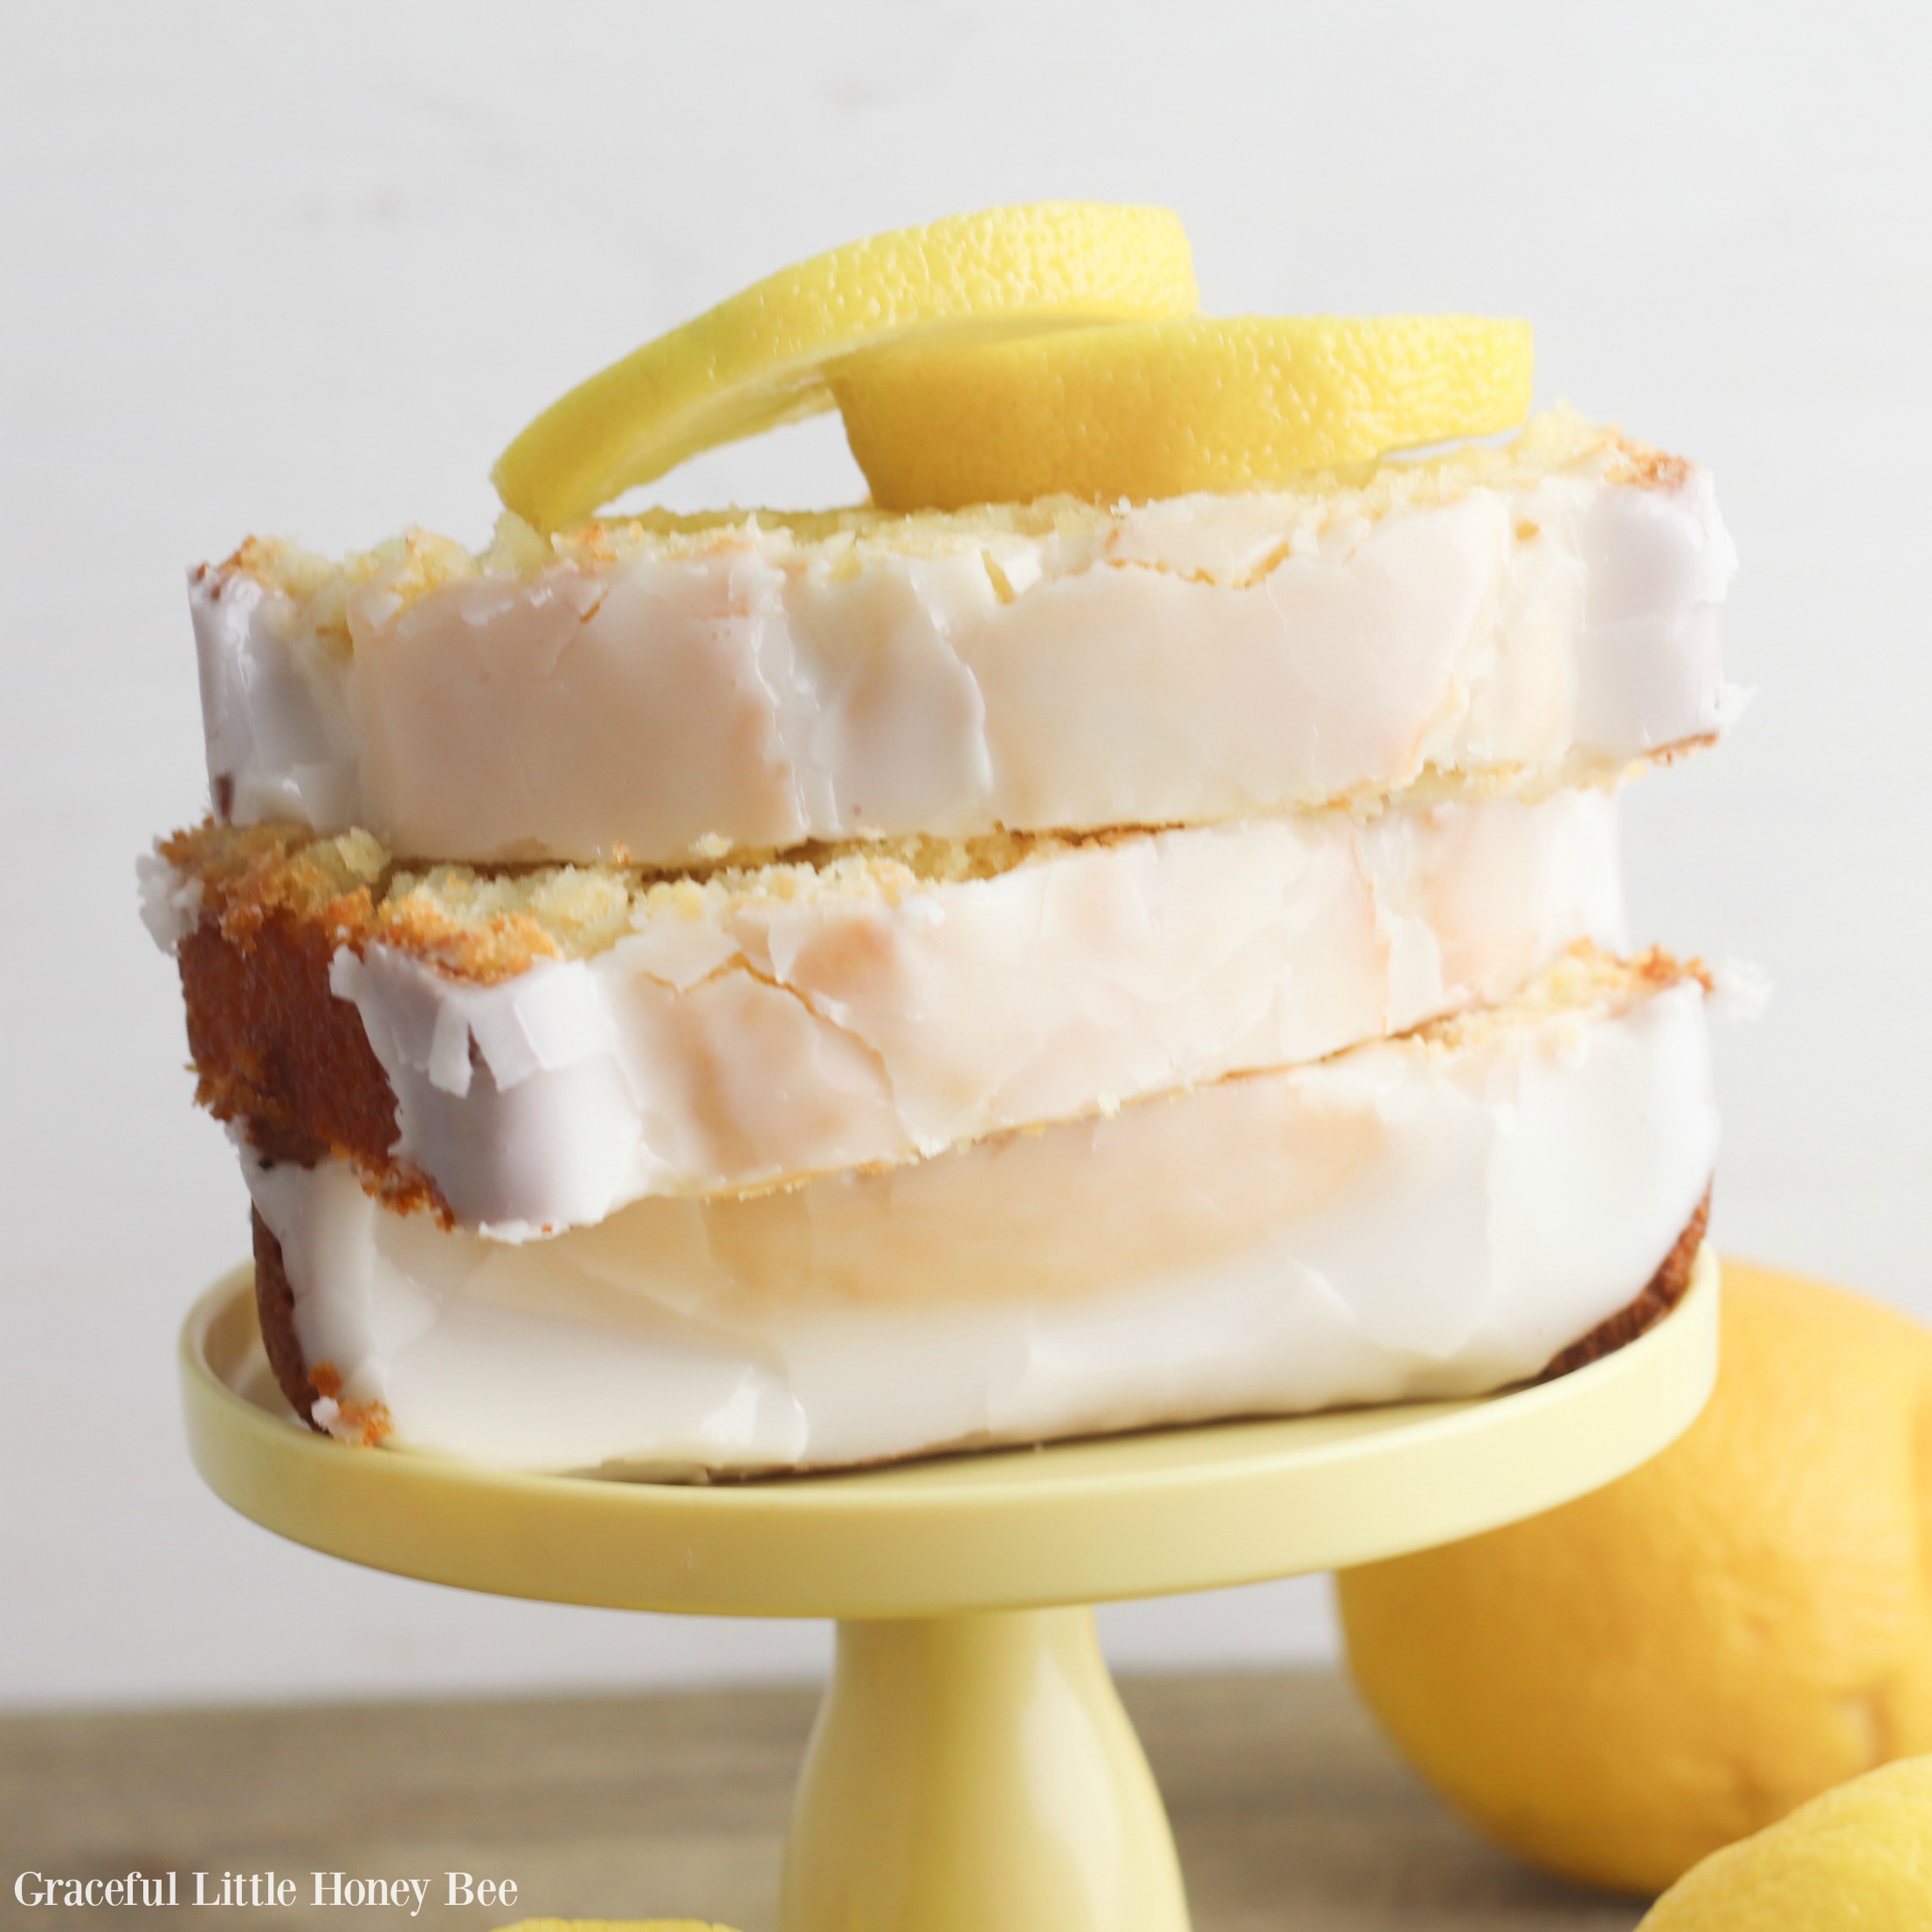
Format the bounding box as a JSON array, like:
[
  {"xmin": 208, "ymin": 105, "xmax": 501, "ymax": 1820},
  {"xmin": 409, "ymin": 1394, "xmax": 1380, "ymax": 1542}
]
[{"xmin": 143, "ymin": 234, "xmax": 1736, "ymax": 1476}]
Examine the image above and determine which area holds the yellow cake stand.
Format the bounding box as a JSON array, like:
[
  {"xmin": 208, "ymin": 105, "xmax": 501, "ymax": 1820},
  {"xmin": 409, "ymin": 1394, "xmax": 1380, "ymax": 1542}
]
[{"xmin": 181, "ymin": 1250, "xmax": 1719, "ymax": 1932}]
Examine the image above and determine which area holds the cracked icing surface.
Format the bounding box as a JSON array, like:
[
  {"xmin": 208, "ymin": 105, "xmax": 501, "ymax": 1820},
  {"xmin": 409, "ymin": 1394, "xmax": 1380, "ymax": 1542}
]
[
  {"xmin": 157, "ymin": 791, "xmax": 1625, "ymax": 1237},
  {"xmin": 245, "ymin": 954, "xmax": 1717, "ymax": 1473},
  {"xmin": 190, "ymin": 412, "xmax": 1739, "ymax": 866}
]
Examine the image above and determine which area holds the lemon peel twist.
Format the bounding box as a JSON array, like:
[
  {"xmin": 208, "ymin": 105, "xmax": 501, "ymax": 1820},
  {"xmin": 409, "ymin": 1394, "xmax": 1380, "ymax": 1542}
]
[
  {"xmin": 832, "ymin": 314, "xmax": 1534, "ymax": 510},
  {"xmin": 493, "ymin": 204, "xmax": 1198, "ymax": 532}
]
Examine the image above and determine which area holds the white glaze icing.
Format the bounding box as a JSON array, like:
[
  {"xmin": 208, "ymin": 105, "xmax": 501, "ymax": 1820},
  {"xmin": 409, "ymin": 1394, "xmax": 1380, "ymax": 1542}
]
[
  {"xmin": 193, "ymin": 438, "xmax": 1738, "ymax": 866},
  {"xmin": 135, "ymin": 852, "xmax": 204, "ymax": 950},
  {"xmin": 305, "ymin": 790, "xmax": 1625, "ymax": 1236},
  {"xmin": 245, "ymin": 972, "xmax": 1717, "ymax": 1473}
]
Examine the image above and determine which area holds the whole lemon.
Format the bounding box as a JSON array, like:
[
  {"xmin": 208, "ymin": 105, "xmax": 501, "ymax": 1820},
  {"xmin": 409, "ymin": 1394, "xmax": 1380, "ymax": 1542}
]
[
  {"xmin": 1638, "ymin": 1753, "xmax": 1932, "ymax": 1928},
  {"xmin": 1336, "ymin": 1259, "xmax": 1932, "ymax": 1894}
]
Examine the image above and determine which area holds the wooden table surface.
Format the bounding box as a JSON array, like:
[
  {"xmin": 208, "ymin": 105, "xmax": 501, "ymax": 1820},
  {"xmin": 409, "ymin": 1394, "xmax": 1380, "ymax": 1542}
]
[{"xmin": 1, "ymin": 1670, "xmax": 1648, "ymax": 1930}]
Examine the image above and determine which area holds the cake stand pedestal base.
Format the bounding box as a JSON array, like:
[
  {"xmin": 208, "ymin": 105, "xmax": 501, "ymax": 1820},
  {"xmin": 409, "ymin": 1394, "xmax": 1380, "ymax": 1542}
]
[{"xmin": 783, "ymin": 1608, "xmax": 1184, "ymax": 1932}]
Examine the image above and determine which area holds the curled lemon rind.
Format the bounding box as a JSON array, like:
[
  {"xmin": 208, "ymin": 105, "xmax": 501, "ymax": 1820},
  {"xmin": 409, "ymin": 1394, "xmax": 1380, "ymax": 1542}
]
[
  {"xmin": 493, "ymin": 204, "xmax": 1198, "ymax": 532},
  {"xmin": 832, "ymin": 314, "xmax": 1534, "ymax": 511}
]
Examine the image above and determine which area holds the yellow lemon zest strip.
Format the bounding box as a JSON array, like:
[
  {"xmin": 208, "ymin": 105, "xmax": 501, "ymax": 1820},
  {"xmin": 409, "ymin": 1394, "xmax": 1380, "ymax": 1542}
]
[
  {"xmin": 833, "ymin": 314, "xmax": 1533, "ymax": 510},
  {"xmin": 493, "ymin": 204, "xmax": 1197, "ymax": 531}
]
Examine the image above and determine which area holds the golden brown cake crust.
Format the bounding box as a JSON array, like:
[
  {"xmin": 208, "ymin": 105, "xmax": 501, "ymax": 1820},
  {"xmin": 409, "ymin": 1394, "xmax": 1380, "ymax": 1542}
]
[
  {"xmin": 1537, "ymin": 1186, "xmax": 1711, "ymax": 1381},
  {"xmin": 253, "ymin": 1191, "xmax": 1716, "ymax": 1450},
  {"xmin": 180, "ymin": 914, "xmax": 450, "ymax": 1222},
  {"xmin": 252, "ymin": 1208, "xmax": 392, "ymax": 1447},
  {"xmin": 252, "ymin": 1204, "xmax": 318, "ymax": 1419}
]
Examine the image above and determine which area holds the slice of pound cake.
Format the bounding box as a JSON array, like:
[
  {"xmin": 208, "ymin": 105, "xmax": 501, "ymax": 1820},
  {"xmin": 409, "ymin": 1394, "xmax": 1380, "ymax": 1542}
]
[
  {"xmin": 147, "ymin": 789, "xmax": 1626, "ymax": 1234},
  {"xmin": 194, "ymin": 408, "xmax": 1735, "ymax": 869}
]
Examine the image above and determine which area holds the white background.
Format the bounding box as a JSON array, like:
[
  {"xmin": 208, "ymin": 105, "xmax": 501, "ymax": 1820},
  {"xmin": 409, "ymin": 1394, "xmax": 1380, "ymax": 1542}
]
[{"xmin": 3, "ymin": 0, "xmax": 1928, "ymax": 1710}]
